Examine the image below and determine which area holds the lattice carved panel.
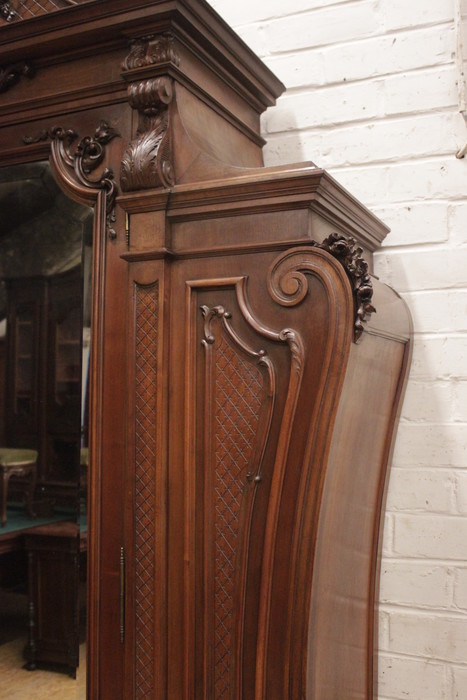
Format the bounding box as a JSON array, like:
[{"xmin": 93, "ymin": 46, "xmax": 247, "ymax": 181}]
[
  {"xmin": 213, "ymin": 332, "xmax": 262, "ymax": 698},
  {"xmin": 0, "ymin": 0, "xmax": 89, "ymax": 23},
  {"xmin": 201, "ymin": 304, "xmax": 273, "ymax": 699},
  {"xmin": 134, "ymin": 281, "xmax": 158, "ymax": 699}
]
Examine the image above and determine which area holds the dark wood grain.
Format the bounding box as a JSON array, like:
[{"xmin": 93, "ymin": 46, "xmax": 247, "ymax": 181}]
[{"xmin": 0, "ymin": 2, "xmax": 411, "ymax": 698}]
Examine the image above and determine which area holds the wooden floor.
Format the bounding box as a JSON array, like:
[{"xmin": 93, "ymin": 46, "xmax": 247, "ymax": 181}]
[{"xmin": 0, "ymin": 636, "xmax": 86, "ymax": 699}]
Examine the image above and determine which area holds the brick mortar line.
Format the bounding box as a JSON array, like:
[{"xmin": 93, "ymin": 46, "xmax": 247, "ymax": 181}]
[
  {"xmin": 272, "ymin": 63, "xmax": 458, "ymax": 97},
  {"xmin": 239, "ymin": 19, "xmax": 455, "ymax": 54}
]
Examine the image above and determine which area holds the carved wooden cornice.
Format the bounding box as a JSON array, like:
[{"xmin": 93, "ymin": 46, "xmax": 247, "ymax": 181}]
[{"xmin": 121, "ymin": 34, "xmax": 179, "ymax": 192}]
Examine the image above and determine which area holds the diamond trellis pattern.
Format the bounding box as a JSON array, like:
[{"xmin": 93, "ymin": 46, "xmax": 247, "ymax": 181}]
[
  {"xmin": 3, "ymin": 0, "xmax": 83, "ymax": 21},
  {"xmin": 212, "ymin": 333, "xmax": 263, "ymax": 698},
  {"xmin": 134, "ymin": 282, "xmax": 158, "ymax": 699}
]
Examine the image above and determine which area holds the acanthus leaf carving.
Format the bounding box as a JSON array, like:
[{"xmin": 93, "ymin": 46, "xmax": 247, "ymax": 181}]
[
  {"xmin": 23, "ymin": 120, "xmax": 120, "ymax": 240},
  {"xmin": 122, "ymin": 34, "xmax": 180, "ymax": 71},
  {"xmin": 120, "ymin": 77, "xmax": 175, "ymax": 191},
  {"xmin": 278, "ymin": 328, "xmax": 304, "ymax": 373},
  {"xmin": 121, "ymin": 35, "xmax": 178, "ymax": 192}
]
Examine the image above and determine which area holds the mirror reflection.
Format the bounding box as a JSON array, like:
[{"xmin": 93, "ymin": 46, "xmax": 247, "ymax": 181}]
[{"xmin": 0, "ymin": 161, "xmax": 91, "ymax": 697}]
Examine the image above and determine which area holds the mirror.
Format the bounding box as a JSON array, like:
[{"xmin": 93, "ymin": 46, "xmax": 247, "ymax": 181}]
[{"xmin": 0, "ymin": 160, "xmax": 92, "ymax": 697}]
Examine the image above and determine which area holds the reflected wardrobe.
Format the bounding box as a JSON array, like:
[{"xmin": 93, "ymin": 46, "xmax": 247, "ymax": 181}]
[{"xmin": 0, "ymin": 2, "xmax": 411, "ymax": 699}]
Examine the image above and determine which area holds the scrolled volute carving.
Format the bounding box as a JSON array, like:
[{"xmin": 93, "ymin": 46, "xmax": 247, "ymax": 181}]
[
  {"xmin": 201, "ymin": 304, "xmax": 269, "ymax": 364},
  {"xmin": 127, "ymin": 76, "xmax": 174, "ymax": 114},
  {"xmin": 268, "ymin": 234, "xmax": 376, "ymax": 342},
  {"xmin": 121, "ymin": 34, "xmax": 178, "ymax": 192},
  {"xmin": 23, "ymin": 121, "xmax": 120, "ymax": 239},
  {"xmin": 120, "ymin": 85, "xmax": 175, "ymax": 192}
]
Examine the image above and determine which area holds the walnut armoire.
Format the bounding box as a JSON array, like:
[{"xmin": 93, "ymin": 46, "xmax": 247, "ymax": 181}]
[{"xmin": 0, "ymin": 1, "xmax": 411, "ymax": 698}]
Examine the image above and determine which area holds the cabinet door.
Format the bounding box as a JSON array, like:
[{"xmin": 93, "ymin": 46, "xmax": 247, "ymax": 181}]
[
  {"xmin": 169, "ymin": 258, "xmax": 285, "ymax": 700},
  {"xmin": 123, "ymin": 245, "xmax": 352, "ymax": 699}
]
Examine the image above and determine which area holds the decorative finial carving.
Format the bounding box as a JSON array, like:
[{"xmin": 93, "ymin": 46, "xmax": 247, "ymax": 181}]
[
  {"xmin": 313, "ymin": 233, "xmax": 376, "ymax": 341},
  {"xmin": 23, "ymin": 121, "xmax": 120, "ymax": 240},
  {"xmin": 121, "ymin": 34, "xmax": 179, "ymax": 191},
  {"xmin": 0, "ymin": 61, "xmax": 35, "ymax": 93}
]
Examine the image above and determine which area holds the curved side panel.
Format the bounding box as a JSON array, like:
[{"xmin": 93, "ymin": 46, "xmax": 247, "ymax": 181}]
[
  {"xmin": 305, "ymin": 281, "xmax": 412, "ymax": 699},
  {"xmin": 255, "ymin": 246, "xmax": 355, "ymax": 699}
]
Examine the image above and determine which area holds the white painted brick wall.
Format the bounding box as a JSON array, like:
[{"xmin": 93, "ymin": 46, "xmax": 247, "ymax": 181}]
[{"xmin": 209, "ymin": 0, "xmax": 467, "ymax": 697}]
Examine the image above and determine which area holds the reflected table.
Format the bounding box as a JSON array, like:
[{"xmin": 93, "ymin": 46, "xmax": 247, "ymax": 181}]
[{"xmin": 0, "ymin": 448, "xmax": 38, "ymax": 526}]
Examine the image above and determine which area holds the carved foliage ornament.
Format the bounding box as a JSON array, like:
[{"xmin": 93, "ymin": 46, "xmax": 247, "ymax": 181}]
[
  {"xmin": 24, "ymin": 121, "xmax": 120, "ymax": 239},
  {"xmin": 121, "ymin": 35, "xmax": 179, "ymax": 192},
  {"xmin": 313, "ymin": 233, "xmax": 376, "ymax": 341},
  {"xmin": 269, "ymin": 234, "xmax": 376, "ymax": 342},
  {"xmin": 0, "ymin": 2, "xmax": 17, "ymax": 21},
  {"xmin": 0, "ymin": 61, "xmax": 35, "ymax": 93},
  {"xmin": 122, "ymin": 34, "xmax": 180, "ymax": 71}
]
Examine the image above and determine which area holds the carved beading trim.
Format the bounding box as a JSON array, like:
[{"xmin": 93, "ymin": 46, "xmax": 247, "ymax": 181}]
[
  {"xmin": 121, "ymin": 34, "xmax": 178, "ymax": 192},
  {"xmin": 312, "ymin": 233, "xmax": 376, "ymax": 341},
  {"xmin": 23, "ymin": 121, "xmax": 120, "ymax": 239}
]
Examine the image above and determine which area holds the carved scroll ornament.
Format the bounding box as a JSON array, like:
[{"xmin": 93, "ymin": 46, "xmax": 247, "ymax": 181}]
[
  {"xmin": 269, "ymin": 233, "xmax": 375, "ymax": 342},
  {"xmin": 121, "ymin": 35, "xmax": 179, "ymax": 191},
  {"xmin": 24, "ymin": 121, "xmax": 120, "ymax": 239}
]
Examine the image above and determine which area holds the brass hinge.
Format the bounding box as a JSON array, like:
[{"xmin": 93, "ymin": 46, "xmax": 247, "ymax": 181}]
[
  {"xmin": 120, "ymin": 546, "xmax": 125, "ymax": 643},
  {"xmin": 125, "ymin": 212, "xmax": 130, "ymax": 248}
]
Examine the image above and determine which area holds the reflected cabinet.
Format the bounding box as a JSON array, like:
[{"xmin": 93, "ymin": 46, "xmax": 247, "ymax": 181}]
[
  {"xmin": 0, "ymin": 1, "xmax": 411, "ymax": 698},
  {"xmin": 5, "ymin": 270, "xmax": 82, "ymax": 505}
]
